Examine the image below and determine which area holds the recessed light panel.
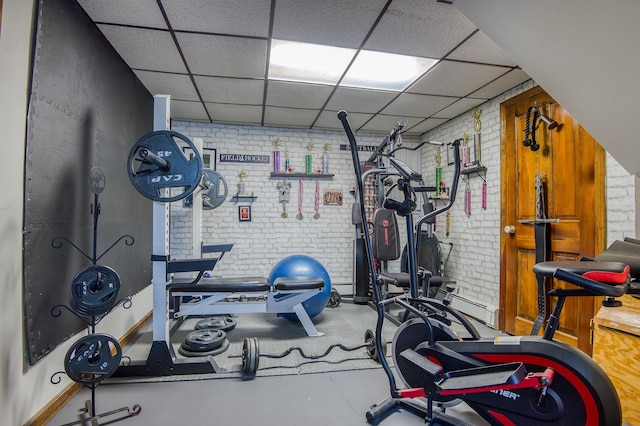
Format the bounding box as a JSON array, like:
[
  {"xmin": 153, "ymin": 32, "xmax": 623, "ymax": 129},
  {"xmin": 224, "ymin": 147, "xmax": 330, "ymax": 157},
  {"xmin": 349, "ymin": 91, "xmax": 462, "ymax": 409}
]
[
  {"xmin": 342, "ymin": 50, "xmax": 438, "ymax": 91},
  {"xmin": 269, "ymin": 39, "xmax": 356, "ymax": 85}
]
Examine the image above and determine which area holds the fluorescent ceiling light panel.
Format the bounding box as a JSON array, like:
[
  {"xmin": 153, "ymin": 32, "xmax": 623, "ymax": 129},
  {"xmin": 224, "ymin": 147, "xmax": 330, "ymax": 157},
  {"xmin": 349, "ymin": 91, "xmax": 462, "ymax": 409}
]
[
  {"xmin": 342, "ymin": 51, "xmax": 438, "ymax": 91},
  {"xmin": 269, "ymin": 39, "xmax": 356, "ymax": 85}
]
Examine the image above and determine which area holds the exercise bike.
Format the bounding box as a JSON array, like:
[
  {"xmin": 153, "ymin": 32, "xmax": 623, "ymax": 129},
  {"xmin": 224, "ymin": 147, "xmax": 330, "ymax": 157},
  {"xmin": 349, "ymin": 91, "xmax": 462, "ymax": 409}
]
[{"xmin": 338, "ymin": 110, "xmax": 628, "ymax": 425}]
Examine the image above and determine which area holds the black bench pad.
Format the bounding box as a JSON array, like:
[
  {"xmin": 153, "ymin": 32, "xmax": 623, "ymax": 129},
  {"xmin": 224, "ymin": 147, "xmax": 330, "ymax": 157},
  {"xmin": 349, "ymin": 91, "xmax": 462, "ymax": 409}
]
[
  {"xmin": 273, "ymin": 277, "xmax": 325, "ymax": 290},
  {"xmin": 169, "ymin": 276, "xmax": 269, "ymax": 292}
]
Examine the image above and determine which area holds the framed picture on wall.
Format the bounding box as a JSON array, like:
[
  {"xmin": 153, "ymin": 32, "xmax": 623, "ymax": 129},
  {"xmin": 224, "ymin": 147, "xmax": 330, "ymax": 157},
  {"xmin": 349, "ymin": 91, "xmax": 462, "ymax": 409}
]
[
  {"xmin": 446, "ymin": 142, "xmax": 455, "ymax": 165},
  {"xmin": 183, "ymin": 147, "xmax": 216, "ymax": 170},
  {"xmin": 239, "ymin": 206, "xmax": 251, "ymax": 222}
]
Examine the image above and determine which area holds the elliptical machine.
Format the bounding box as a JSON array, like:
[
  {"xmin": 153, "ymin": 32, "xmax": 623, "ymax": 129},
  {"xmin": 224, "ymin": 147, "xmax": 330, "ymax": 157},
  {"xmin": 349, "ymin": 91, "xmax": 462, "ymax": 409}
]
[{"xmin": 338, "ymin": 110, "xmax": 628, "ymax": 425}]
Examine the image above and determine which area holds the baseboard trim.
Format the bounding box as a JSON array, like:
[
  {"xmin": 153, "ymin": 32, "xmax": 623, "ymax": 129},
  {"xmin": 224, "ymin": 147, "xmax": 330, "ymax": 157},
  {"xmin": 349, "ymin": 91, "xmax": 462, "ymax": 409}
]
[{"xmin": 23, "ymin": 310, "xmax": 152, "ymax": 426}]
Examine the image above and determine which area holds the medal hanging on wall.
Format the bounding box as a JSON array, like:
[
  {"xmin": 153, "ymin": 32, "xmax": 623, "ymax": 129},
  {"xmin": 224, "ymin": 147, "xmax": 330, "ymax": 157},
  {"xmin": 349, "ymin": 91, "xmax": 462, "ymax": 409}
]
[
  {"xmin": 445, "ymin": 211, "xmax": 451, "ymax": 237},
  {"xmin": 277, "ymin": 179, "xmax": 291, "ymax": 219},
  {"xmin": 296, "ymin": 179, "xmax": 304, "ymax": 220},
  {"xmin": 465, "ymin": 181, "xmax": 472, "ymax": 216},
  {"xmin": 314, "ymin": 180, "xmax": 320, "ymax": 219},
  {"xmin": 482, "ymin": 180, "xmax": 487, "ymax": 210}
]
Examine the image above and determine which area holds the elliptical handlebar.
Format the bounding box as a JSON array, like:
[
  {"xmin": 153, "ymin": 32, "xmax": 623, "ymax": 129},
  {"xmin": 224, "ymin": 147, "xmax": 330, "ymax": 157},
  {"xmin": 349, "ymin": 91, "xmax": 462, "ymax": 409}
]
[{"xmin": 415, "ymin": 139, "xmax": 461, "ymax": 230}]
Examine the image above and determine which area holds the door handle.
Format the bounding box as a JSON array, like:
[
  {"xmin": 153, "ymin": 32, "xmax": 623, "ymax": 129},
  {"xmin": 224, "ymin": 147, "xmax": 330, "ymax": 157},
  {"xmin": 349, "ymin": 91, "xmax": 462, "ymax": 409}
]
[{"xmin": 504, "ymin": 225, "xmax": 515, "ymax": 234}]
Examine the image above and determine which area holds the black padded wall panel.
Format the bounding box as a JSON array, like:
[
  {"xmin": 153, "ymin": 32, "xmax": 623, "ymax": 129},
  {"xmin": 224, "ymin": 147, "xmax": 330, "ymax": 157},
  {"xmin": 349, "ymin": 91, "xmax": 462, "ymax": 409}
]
[{"xmin": 23, "ymin": 0, "xmax": 154, "ymax": 365}]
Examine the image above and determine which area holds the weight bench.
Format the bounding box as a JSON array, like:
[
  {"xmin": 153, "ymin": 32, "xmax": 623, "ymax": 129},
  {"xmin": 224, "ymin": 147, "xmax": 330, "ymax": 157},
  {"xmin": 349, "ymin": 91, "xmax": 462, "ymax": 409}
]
[{"xmin": 167, "ymin": 244, "xmax": 326, "ymax": 337}]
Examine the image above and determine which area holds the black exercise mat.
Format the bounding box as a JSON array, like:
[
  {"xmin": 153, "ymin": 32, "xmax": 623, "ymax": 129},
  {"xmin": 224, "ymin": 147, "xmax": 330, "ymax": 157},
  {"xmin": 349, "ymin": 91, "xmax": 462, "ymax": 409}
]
[{"xmin": 105, "ymin": 301, "xmax": 398, "ymax": 384}]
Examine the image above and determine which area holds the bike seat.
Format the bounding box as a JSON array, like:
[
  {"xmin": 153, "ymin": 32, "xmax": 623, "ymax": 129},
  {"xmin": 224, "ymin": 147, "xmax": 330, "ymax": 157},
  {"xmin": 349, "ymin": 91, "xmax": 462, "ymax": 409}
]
[
  {"xmin": 533, "ymin": 261, "xmax": 628, "ymax": 281},
  {"xmin": 533, "ymin": 261, "xmax": 629, "ymax": 297}
]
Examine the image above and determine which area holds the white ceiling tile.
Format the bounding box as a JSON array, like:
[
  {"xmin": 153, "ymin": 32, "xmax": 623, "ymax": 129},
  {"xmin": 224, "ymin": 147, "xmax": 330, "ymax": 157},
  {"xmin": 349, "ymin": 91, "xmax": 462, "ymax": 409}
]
[
  {"xmin": 381, "ymin": 93, "xmax": 459, "ymax": 118},
  {"xmin": 447, "ymin": 30, "xmax": 517, "ymax": 66},
  {"xmin": 273, "ymin": 0, "xmax": 389, "ymax": 48},
  {"xmin": 97, "ymin": 24, "xmax": 186, "ymax": 73},
  {"xmin": 325, "ymin": 87, "xmax": 398, "ymax": 114},
  {"xmin": 133, "ymin": 70, "xmax": 199, "ymax": 101},
  {"xmin": 162, "ymin": 0, "xmax": 271, "ymax": 37},
  {"xmin": 313, "ymin": 110, "xmax": 372, "ymax": 131},
  {"xmin": 365, "ymin": 0, "xmax": 477, "ymax": 58},
  {"xmin": 82, "ymin": 2, "xmax": 533, "ymax": 129},
  {"xmin": 409, "ymin": 117, "xmax": 449, "ymax": 135},
  {"xmin": 360, "ymin": 114, "xmax": 421, "ymax": 134},
  {"xmin": 177, "ymin": 33, "xmax": 267, "ymax": 78},
  {"xmin": 266, "ymin": 81, "xmax": 334, "ymax": 109},
  {"xmin": 470, "ymin": 68, "xmax": 531, "ymax": 99},
  {"xmin": 206, "ymin": 103, "xmax": 263, "ymax": 124},
  {"xmin": 171, "ymin": 100, "xmax": 209, "ymax": 121},
  {"xmin": 408, "ymin": 60, "xmax": 510, "ymax": 97},
  {"xmin": 433, "ymin": 97, "xmax": 486, "ymax": 120},
  {"xmin": 195, "ymin": 76, "xmax": 264, "ymax": 104},
  {"xmin": 78, "ymin": 0, "xmax": 166, "ymax": 29},
  {"xmin": 264, "ymin": 107, "xmax": 318, "ymax": 128}
]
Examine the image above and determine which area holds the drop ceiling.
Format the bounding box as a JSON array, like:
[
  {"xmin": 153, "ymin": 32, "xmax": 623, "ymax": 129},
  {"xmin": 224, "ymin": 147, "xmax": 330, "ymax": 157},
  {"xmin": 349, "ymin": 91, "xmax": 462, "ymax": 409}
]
[{"xmin": 77, "ymin": 0, "xmax": 530, "ymax": 135}]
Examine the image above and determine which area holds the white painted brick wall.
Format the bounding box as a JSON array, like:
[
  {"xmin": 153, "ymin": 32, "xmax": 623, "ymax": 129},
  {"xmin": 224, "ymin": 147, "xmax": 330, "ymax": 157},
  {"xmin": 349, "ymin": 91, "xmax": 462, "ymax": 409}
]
[
  {"xmin": 169, "ymin": 121, "xmax": 419, "ymax": 286},
  {"xmin": 606, "ymin": 152, "xmax": 636, "ymax": 246},
  {"xmin": 164, "ymin": 83, "xmax": 634, "ymax": 304},
  {"xmin": 421, "ymin": 80, "xmax": 636, "ymax": 308}
]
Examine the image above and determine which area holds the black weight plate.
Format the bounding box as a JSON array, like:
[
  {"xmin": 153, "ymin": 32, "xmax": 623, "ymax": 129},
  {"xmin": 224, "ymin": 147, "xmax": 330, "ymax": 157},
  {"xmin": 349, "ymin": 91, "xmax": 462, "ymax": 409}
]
[
  {"xmin": 194, "ymin": 316, "xmax": 237, "ymax": 332},
  {"xmin": 182, "ymin": 329, "xmax": 226, "ymax": 352},
  {"xmin": 327, "ymin": 288, "xmax": 341, "ymax": 308},
  {"xmin": 127, "ymin": 130, "xmax": 203, "ymax": 202},
  {"xmin": 64, "ymin": 334, "xmax": 122, "ymax": 384},
  {"xmin": 201, "ymin": 169, "xmax": 228, "ymax": 210},
  {"xmin": 242, "ymin": 337, "xmax": 259, "ymax": 374},
  {"xmin": 364, "ymin": 329, "xmax": 387, "ymax": 362},
  {"xmin": 178, "ymin": 338, "xmax": 230, "ymax": 357},
  {"xmin": 69, "ymin": 265, "xmax": 121, "ymax": 316}
]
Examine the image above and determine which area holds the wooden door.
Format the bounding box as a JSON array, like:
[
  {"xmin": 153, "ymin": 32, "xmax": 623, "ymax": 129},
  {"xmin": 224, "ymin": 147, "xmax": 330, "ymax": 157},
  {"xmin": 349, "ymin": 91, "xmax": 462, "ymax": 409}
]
[{"xmin": 500, "ymin": 86, "xmax": 605, "ymax": 355}]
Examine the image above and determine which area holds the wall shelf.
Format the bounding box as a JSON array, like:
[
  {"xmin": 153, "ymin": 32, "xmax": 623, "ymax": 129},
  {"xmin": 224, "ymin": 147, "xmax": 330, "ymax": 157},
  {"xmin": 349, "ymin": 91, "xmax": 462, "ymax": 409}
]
[
  {"xmin": 461, "ymin": 165, "xmax": 487, "ymax": 175},
  {"xmin": 270, "ymin": 173, "xmax": 333, "ymax": 179},
  {"xmin": 461, "ymin": 166, "xmax": 487, "ymax": 182},
  {"xmin": 231, "ymin": 194, "xmax": 257, "ymax": 203}
]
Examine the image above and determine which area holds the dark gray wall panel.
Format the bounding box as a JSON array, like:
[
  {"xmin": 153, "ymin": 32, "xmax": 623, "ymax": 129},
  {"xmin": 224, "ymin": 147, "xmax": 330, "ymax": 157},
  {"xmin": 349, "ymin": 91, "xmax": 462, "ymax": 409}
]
[{"xmin": 24, "ymin": 0, "xmax": 154, "ymax": 365}]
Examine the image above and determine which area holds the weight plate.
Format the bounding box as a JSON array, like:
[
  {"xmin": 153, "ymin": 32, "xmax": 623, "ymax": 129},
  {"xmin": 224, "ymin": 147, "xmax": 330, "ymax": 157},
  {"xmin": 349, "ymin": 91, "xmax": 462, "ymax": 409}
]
[
  {"xmin": 201, "ymin": 169, "xmax": 228, "ymax": 210},
  {"xmin": 88, "ymin": 168, "xmax": 105, "ymax": 194},
  {"xmin": 69, "ymin": 265, "xmax": 121, "ymax": 316},
  {"xmin": 364, "ymin": 329, "xmax": 387, "ymax": 362},
  {"xmin": 64, "ymin": 334, "xmax": 122, "ymax": 384},
  {"xmin": 178, "ymin": 338, "xmax": 230, "ymax": 357},
  {"xmin": 194, "ymin": 316, "xmax": 237, "ymax": 332},
  {"xmin": 242, "ymin": 337, "xmax": 259, "ymax": 374},
  {"xmin": 327, "ymin": 288, "xmax": 341, "ymax": 308},
  {"xmin": 182, "ymin": 329, "xmax": 226, "ymax": 352},
  {"xmin": 127, "ymin": 130, "xmax": 203, "ymax": 202}
]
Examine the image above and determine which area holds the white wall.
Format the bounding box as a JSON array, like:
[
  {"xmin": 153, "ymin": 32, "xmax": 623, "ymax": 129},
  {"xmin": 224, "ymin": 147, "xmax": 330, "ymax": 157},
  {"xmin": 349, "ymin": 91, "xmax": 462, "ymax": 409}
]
[
  {"xmin": 0, "ymin": 2, "xmax": 153, "ymax": 424},
  {"xmin": 170, "ymin": 121, "xmax": 420, "ymax": 288},
  {"xmin": 420, "ymin": 80, "xmax": 636, "ymax": 313}
]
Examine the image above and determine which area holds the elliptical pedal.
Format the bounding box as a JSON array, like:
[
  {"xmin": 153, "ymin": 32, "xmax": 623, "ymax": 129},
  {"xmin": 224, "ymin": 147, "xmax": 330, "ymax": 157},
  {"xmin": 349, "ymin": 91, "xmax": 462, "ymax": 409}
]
[{"xmin": 399, "ymin": 348, "xmax": 443, "ymax": 378}]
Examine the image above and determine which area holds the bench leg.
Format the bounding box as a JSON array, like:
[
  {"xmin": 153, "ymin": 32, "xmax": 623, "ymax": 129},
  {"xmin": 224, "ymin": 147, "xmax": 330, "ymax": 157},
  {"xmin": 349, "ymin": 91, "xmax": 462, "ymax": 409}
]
[{"xmin": 293, "ymin": 303, "xmax": 324, "ymax": 337}]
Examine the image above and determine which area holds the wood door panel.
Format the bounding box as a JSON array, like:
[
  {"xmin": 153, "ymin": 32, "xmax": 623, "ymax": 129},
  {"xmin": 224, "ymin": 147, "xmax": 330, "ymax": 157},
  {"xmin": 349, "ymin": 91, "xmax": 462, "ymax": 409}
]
[{"xmin": 500, "ymin": 86, "xmax": 605, "ymax": 355}]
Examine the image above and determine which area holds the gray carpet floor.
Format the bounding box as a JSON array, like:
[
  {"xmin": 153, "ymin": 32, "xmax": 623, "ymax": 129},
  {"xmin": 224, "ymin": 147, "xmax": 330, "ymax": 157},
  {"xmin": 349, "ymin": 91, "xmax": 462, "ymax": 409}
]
[{"xmin": 49, "ymin": 300, "xmax": 500, "ymax": 425}]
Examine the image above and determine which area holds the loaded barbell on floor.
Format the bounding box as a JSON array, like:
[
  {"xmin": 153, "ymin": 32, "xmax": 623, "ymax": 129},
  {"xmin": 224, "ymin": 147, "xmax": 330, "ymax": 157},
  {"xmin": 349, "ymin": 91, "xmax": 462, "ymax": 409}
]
[{"xmin": 240, "ymin": 329, "xmax": 387, "ymax": 375}]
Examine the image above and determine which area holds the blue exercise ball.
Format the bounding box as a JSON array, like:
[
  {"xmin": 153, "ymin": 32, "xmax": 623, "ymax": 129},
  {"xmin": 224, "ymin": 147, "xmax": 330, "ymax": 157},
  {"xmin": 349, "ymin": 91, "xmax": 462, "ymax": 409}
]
[{"xmin": 268, "ymin": 255, "xmax": 332, "ymax": 320}]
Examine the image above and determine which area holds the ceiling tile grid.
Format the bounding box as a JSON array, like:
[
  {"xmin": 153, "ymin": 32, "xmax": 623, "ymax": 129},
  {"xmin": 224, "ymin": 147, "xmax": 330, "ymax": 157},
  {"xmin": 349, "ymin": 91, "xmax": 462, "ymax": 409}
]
[{"xmin": 78, "ymin": 0, "xmax": 531, "ymax": 135}]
